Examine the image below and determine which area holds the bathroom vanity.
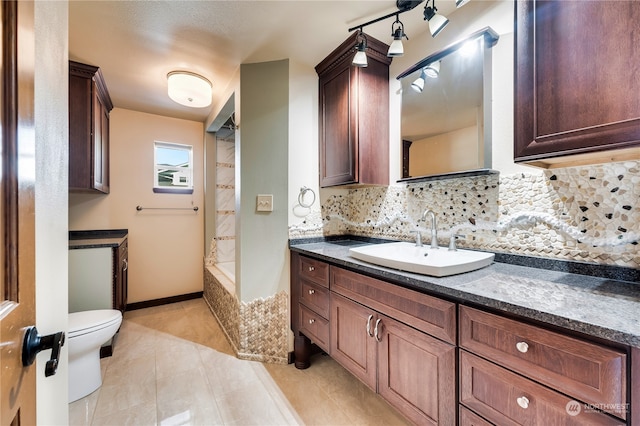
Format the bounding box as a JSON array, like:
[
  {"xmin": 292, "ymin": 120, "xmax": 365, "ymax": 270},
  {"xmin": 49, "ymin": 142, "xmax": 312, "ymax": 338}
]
[
  {"xmin": 69, "ymin": 229, "xmax": 128, "ymax": 313},
  {"xmin": 69, "ymin": 229, "xmax": 128, "ymax": 355},
  {"xmin": 290, "ymin": 239, "xmax": 639, "ymax": 425}
]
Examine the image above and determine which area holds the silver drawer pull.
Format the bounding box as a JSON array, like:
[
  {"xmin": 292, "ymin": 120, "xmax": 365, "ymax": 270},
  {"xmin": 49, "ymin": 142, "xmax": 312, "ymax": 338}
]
[
  {"xmin": 308, "ymin": 289, "xmax": 315, "ymax": 295},
  {"xmin": 366, "ymin": 315, "xmax": 374, "ymax": 337},
  {"xmin": 516, "ymin": 341, "xmax": 529, "ymax": 353},
  {"xmin": 308, "ymin": 266, "xmax": 315, "ymax": 272},
  {"xmin": 516, "ymin": 396, "xmax": 529, "ymax": 409},
  {"xmin": 308, "ymin": 318, "xmax": 315, "ymax": 324}
]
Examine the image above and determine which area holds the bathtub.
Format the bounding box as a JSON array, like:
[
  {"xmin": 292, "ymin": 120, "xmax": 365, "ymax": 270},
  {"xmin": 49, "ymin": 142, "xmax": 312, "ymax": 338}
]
[{"xmin": 206, "ymin": 262, "xmax": 235, "ymax": 294}]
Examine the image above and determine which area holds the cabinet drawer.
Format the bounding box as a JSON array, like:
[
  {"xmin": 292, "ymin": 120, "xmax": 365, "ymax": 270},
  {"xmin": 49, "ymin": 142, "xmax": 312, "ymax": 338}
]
[
  {"xmin": 459, "ymin": 306, "xmax": 627, "ymax": 419},
  {"xmin": 331, "ymin": 267, "xmax": 456, "ymax": 344},
  {"xmin": 459, "ymin": 405, "xmax": 493, "ymax": 426},
  {"xmin": 460, "ymin": 351, "xmax": 624, "ymax": 426},
  {"xmin": 298, "ymin": 256, "xmax": 329, "ymax": 288},
  {"xmin": 299, "ymin": 280, "xmax": 329, "ymax": 319},
  {"xmin": 299, "ymin": 304, "xmax": 329, "ymax": 352}
]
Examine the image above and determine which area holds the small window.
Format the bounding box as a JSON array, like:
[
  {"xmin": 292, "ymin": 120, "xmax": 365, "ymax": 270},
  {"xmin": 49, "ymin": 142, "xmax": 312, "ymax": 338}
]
[{"xmin": 153, "ymin": 141, "xmax": 193, "ymax": 194}]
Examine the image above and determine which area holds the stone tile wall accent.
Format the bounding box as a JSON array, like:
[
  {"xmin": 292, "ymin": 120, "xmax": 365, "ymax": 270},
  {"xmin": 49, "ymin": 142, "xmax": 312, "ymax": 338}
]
[
  {"xmin": 290, "ymin": 161, "xmax": 639, "ymax": 269},
  {"xmin": 203, "ymin": 267, "xmax": 289, "ymax": 364}
]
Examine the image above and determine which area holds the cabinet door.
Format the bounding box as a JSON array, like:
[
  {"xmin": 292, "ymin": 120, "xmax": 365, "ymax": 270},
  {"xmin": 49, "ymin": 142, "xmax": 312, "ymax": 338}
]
[
  {"xmin": 514, "ymin": 0, "xmax": 640, "ymax": 167},
  {"xmin": 92, "ymin": 88, "xmax": 109, "ymax": 193},
  {"xmin": 114, "ymin": 243, "xmax": 128, "ymax": 313},
  {"xmin": 330, "ymin": 292, "xmax": 377, "ymax": 390},
  {"xmin": 319, "ymin": 62, "xmax": 356, "ymax": 187},
  {"xmin": 68, "ymin": 73, "xmax": 93, "ymax": 190},
  {"xmin": 377, "ymin": 314, "xmax": 456, "ymax": 426}
]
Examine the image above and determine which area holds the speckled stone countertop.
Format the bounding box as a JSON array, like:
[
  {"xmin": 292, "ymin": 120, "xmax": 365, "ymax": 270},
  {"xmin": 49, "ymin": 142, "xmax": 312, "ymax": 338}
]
[
  {"xmin": 69, "ymin": 229, "xmax": 128, "ymax": 250},
  {"xmin": 290, "ymin": 238, "xmax": 640, "ymax": 348}
]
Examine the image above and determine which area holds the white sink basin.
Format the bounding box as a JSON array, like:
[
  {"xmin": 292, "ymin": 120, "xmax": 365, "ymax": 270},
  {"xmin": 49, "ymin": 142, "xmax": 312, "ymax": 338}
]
[{"xmin": 348, "ymin": 242, "xmax": 494, "ymax": 277}]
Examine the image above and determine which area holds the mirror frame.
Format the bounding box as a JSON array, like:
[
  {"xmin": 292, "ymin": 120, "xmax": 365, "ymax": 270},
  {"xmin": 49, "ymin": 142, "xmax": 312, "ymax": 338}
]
[{"xmin": 397, "ymin": 26, "xmax": 500, "ymax": 183}]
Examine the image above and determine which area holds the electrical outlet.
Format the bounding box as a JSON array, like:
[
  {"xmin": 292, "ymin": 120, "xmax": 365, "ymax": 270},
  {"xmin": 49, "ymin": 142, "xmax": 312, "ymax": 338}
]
[{"xmin": 256, "ymin": 194, "xmax": 273, "ymax": 212}]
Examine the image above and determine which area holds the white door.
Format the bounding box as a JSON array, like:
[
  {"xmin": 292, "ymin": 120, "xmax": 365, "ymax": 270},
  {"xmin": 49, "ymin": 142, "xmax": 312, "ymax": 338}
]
[{"xmin": 1, "ymin": 1, "xmax": 37, "ymax": 423}]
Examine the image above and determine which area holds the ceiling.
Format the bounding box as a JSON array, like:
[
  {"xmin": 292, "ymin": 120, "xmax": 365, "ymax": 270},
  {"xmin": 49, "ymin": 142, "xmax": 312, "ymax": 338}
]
[{"xmin": 69, "ymin": 0, "xmax": 459, "ymax": 123}]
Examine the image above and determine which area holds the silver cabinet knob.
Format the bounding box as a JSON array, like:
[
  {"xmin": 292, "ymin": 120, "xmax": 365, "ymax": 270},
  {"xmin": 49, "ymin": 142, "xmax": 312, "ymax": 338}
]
[
  {"xmin": 516, "ymin": 396, "xmax": 529, "ymax": 409},
  {"xmin": 308, "ymin": 289, "xmax": 315, "ymax": 295},
  {"xmin": 308, "ymin": 318, "xmax": 315, "ymax": 324},
  {"xmin": 516, "ymin": 341, "xmax": 529, "ymax": 353},
  {"xmin": 308, "ymin": 266, "xmax": 315, "ymax": 272}
]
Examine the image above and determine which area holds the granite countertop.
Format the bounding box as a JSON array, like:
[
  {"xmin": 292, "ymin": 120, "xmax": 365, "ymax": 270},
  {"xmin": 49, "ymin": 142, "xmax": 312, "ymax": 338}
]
[
  {"xmin": 69, "ymin": 229, "xmax": 128, "ymax": 250},
  {"xmin": 290, "ymin": 239, "xmax": 640, "ymax": 348}
]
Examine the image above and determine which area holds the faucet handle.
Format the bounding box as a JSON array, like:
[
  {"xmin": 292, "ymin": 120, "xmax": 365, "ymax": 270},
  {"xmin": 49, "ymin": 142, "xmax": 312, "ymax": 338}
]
[
  {"xmin": 414, "ymin": 230, "xmax": 423, "ymax": 247},
  {"xmin": 448, "ymin": 234, "xmax": 466, "ymax": 251}
]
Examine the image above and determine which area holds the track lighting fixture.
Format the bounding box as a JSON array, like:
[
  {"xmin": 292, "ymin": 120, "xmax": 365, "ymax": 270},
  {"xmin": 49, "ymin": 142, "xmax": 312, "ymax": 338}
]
[
  {"xmin": 411, "ymin": 69, "xmax": 427, "ymax": 93},
  {"xmin": 352, "ymin": 30, "xmax": 368, "ymax": 67},
  {"xmin": 424, "ymin": 61, "xmax": 440, "ymax": 78},
  {"xmin": 423, "ymin": 0, "xmax": 449, "ymax": 37},
  {"xmin": 346, "ymin": 0, "xmax": 470, "ymax": 66},
  {"xmin": 387, "ymin": 14, "xmax": 408, "ymax": 57}
]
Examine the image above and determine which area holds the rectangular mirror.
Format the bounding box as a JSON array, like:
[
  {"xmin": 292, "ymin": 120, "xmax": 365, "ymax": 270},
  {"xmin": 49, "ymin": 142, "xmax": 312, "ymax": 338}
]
[{"xmin": 397, "ymin": 27, "xmax": 499, "ymax": 181}]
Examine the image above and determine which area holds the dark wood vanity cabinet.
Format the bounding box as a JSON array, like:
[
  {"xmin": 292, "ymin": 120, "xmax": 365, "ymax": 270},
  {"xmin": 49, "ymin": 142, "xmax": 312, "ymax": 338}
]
[
  {"xmin": 514, "ymin": 1, "xmax": 640, "ymax": 168},
  {"xmin": 291, "ymin": 252, "xmax": 456, "ymax": 425},
  {"xmin": 291, "ymin": 250, "xmax": 636, "ymax": 424},
  {"xmin": 315, "ymin": 32, "xmax": 391, "ymax": 187},
  {"xmin": 114, "ymin": 238, "xmax": 128, "ymax": 313},
  {"xmin": 69, "ymin": 60, "xmax": 113, "ymax": 193}
]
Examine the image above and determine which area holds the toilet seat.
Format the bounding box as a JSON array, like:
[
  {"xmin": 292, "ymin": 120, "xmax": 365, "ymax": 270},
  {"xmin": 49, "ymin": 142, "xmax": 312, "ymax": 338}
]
[{"xmin": 69, "ymin": 309, "xmax": 122, "ymax": 338}]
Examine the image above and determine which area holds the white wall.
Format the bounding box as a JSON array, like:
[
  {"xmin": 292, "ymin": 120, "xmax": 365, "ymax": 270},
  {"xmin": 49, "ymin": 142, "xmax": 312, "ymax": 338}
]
[
  {"xmin": 69, "ymin": 109, "xmax": 204, "ymax": 303},
  {"xmin": 34, "ymin": 1, "xmax": 69, "ymax": 423}
]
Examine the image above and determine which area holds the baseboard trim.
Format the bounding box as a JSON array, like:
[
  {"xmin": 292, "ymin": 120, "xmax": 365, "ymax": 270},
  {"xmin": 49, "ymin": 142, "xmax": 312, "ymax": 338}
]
[{"xmin": 126, "ymin": 291, "xmax": 203, "ymax": 311}]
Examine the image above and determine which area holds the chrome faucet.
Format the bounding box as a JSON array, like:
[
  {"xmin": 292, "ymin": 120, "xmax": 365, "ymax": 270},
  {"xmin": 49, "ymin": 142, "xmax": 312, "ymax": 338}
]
[{"xmin": 421, "ymin": 209, "xmax": 439, "ymax": 249}]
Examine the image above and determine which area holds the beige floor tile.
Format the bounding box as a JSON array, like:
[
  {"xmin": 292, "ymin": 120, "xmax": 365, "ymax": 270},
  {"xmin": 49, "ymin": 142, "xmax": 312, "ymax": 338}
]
[
  {"xmin": 69, "ymin": 387, "xmax": 101, "ymax": 426},
  {"xmin": 69, "ymin": 298, "xmax": 410, "ymax": 425},
  {"xmin": 156, "ymin": 366, "xmax": 224, "ymax": 425},
  {"xmin": 91, "ymin": 401, "xmax": 157, "ymax": 426}
]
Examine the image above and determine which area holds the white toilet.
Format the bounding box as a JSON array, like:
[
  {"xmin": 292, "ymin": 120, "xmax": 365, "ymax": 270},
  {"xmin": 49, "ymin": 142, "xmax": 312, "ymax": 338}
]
[{"xmin": 68, "ymin": 309, "xmax": 122, "ymax": 402}]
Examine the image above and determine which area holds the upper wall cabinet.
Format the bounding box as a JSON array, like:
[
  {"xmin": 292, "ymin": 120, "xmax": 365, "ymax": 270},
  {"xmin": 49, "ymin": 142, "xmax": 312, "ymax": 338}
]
[
  {"xmin": 316, "ymin": 32, "xmax": 391, "ymax": 187},
  {"xmin": 69, "ymin": 61, "xmax": 113, "ymax": 193},
  {"xmin": 514, "ymin": 1, "xmax": 640, "ymax": 168}
]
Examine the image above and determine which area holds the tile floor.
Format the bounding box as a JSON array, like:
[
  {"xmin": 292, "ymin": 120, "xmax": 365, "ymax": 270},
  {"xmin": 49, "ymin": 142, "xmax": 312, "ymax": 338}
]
[{"xmin": 69, "ymin": 299, "xmax": 409, "ymax": 425}]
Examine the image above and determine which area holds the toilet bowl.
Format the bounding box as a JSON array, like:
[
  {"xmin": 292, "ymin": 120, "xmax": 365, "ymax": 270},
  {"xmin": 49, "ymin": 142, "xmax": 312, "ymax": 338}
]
[{"xmin": 68, "ymin": 309, "xmax": 122, "ymax": 403}]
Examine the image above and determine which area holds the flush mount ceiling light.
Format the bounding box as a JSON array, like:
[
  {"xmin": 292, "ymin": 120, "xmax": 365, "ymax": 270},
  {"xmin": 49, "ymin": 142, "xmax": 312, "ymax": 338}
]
[
  {"xmin": 352, "ymin": 30, "xmax": 369, "ymax": 67},
  {"xmin": 387, "ymin": 14, "xmax": 409, "ymax": 57},
  {"xmin": 424, "ymin": 0, "xmax": 449, "ymax": 37},
  {"xmin": 424, "ymin": 60, "xmax": 440, "ymax": 78},
  {"xmin": 411, "ymin": 69, "xmax": 427, "ymax": 93},
  {"xmin": 167, "ymin": 71, "xmax": 212, "ymax": 108}
]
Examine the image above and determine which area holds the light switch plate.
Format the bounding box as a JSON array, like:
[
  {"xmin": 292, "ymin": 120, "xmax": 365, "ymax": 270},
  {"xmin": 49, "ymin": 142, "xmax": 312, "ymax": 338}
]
[{"xmin": 256, "ymin": 194, "xmax": 273, "ymax": 212}]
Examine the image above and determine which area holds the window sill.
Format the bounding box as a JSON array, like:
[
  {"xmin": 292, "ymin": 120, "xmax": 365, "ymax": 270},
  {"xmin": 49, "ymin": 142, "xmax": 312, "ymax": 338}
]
[{"xmin": 153, "ymin": 187, "xmax": 194, "ymax": 194}]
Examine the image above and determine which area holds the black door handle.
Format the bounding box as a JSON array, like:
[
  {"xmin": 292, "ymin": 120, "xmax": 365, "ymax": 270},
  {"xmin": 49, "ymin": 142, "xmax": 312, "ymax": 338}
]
[{"xmin": 22, "ymin": 326, "xmax": 65, "ymax": 377}]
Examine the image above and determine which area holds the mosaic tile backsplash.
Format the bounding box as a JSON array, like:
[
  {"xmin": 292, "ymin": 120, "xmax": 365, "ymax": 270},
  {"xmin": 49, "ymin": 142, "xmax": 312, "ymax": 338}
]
[{"xmin": 290, "ymin": 161, "xmax": 640, "ymax": 270}]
